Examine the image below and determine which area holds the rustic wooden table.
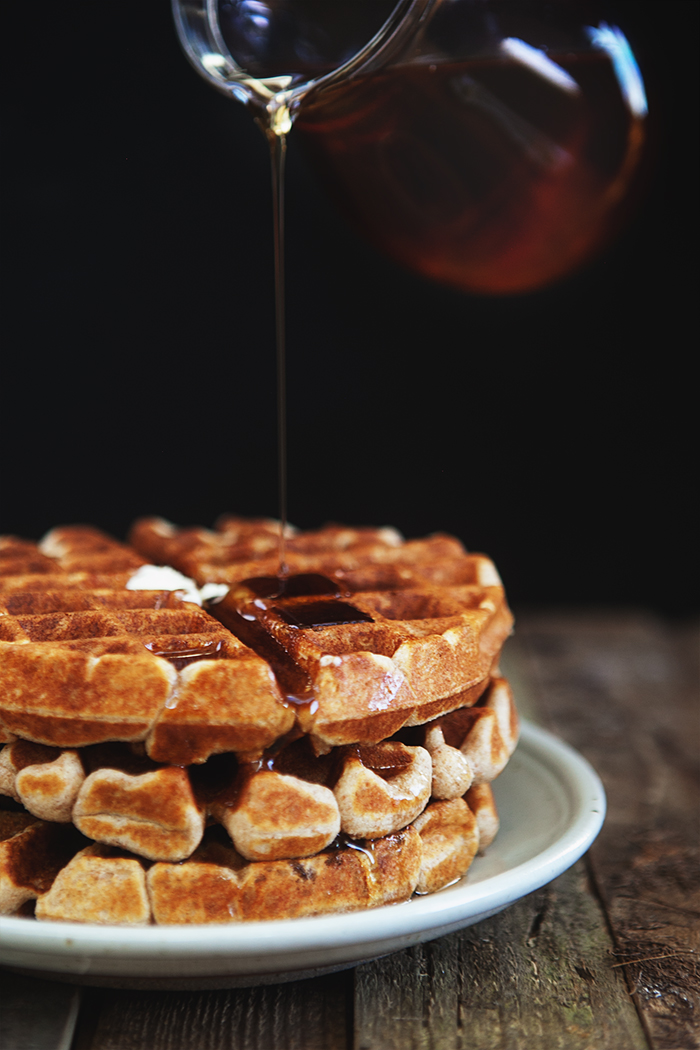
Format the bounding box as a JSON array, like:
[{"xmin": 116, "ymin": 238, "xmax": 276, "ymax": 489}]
[{"xmin": 1, "ymin": 612, "xmax": 697, "ymax": 1050}]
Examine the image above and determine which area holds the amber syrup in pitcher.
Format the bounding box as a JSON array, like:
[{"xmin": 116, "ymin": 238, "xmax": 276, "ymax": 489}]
[{"xmin": 295, "ymin": 51, "xmax": 647, "ymax": 294}]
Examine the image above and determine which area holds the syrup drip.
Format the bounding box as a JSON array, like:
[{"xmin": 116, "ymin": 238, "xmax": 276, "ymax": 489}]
[
  {"xmin": 80, "ymin": 742, "xmax": 162, "ymax": 777},
  {"xmin": 214, "ymin": 601, "xmax": 314, "ymax": 705},
  {"xmin": 264, "ymin": 737, "xmax": 412, "ymax": 790},
  {"xmin": 265, "ymin": 126, "xmax": 289, "ymax": 577},
  {"xmin": 236, "ymin": 574, "xmax": 372, "ymax": 630},
  {"xmin": 6, "ymin": 740, "xmax": 61, "ymax": 772},
  {"xmin": 220, "ymin": 572, "xmax": 373, "ymax": 699},
  {"xmin": 144, "ymin": 638, "xmax": 225, "ymax": 671},
  {"xmin": 191, "ymin": 754, "xmax": 249, "ymax": 811},
  {"xmin": 342, "ymin": 836, "xmax": 377, "ymax": 866},
  {"xmin": 4, "ymin": 822, "xmax": 87, "ymax": 891},
  {"xmin": 190, "ymin": 732, "xmax": 415, "ymax": 819},
  {"xmin": 188, "ymin": 734, "xmax": 416, "ymax": 841},
  {"xmin": 275, "ymin": 599, "xmax": 373, "ymax": 629},
  {"xmin": 323, "ymin": 833, "xmax": 378, "ymax": 877},
  {"xmin": 353, "ymin": 742, "xmax": 412, "ymax": 780},
  {"xmin": 263, "ymin": 734, "xmax": 335, "ymax": 785},
  {"xmin": 241, "ymin": 574, "xmax": 340, "ymax": 599},
  {"xmin": 190, "ymin": 735, "xmax": 330, "ymax": 813}
]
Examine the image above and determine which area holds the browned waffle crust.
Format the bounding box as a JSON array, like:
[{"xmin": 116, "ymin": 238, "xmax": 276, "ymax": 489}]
[
  {"xmin": 0, "ymin": 526, "xmax": 145, "ymax": 598},
  {"xmin": 0, "ymin": 520, "xmax": 517, "ymax": 923},
  {"xmin": 0, "ymin": 587, "xmax": 291, "ymax": 761},
  {"xmin": 131, "ymin": 517, "xmax": 514, "ymax": 752}
]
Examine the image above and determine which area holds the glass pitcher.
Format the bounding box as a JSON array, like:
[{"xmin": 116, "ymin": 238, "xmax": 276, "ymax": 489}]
[{"xmin": 173, "ymin": 0, "xmax": 648, "ymax": 293}]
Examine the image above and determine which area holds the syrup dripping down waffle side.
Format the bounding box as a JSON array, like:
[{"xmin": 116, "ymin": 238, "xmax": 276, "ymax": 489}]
[
  {"xmin": 0, "ymin": 520, "xmax": 518, "ymax": 923},
  {"xmin": 130, "ymin": 517, "xmax": 514, "ymax": 752}
]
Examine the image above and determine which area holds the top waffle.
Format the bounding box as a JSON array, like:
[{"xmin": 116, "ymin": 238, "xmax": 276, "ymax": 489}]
[
  {"xmin": 129, "ymin": 515, "xmax": 503, "ymax": 590},
  {"xmin": 0, "ymin": 527, "xmax": 292, "ymax": 763},
  {"xmin": 1, "ymin": 520, "xmax": 513, "ymax": 758},
  {"xmin": 0, "ymin": 586, "xmax": 292, "ymax": 763},
  {"xmin": 130, "ymin": 517, "xmax": 514, "ymax": 750},
  {"xmin": 0, "ymin": 519, "xmax": 517, "ymax": 923},
  {"xmin": 0, "ymin": 526, "xmax": 145, "ymax": 594}
]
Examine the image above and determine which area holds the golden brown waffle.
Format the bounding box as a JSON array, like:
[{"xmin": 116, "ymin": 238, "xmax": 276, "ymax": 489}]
[
  {"xmin": 0, "ymin": 740, "xmax": 85, "ymax": 822},
  {"xmin": 128, "ymin": 516, "xmax": 286, "ymax": 572},
  {"xmin": 0, "ymin": 810, "xmax": 86, "ymax": 915},
  {"xmin": 0, "ymin": 677, "xmax": 516, "ymax": 867},
  {"xmin": 0, "ymin": 518, "xmax": 516, "ymax": 922},
  {"xmin": 0, "ymin": 587, "xmax": 292, "ymax": 762},
  {"xmin": 400, "ymin": 677, "xmax": 520, "ymax": 792},
  {"xmin": 39, "ymin": 526, "xmax": 146, "ymax": 574},
  {"xmin": 30, "ymin": 803, "xmax": 484, "ymax": 924},
  {"xmin": 3, "ymin": 787, "xmax": 485, "ymax": 923},
  {"xmin": 32, "ymin": 825, "xmax": 426, "ymax": 924},
  {"xmin": 0, "ymin": 526, "xmax": 144, "ymax": 580},
  {"xmin": 34, "ymin": 843, "xmax": 153, "ymax": 925},
  {"xmin": 0, "ymin": 537, "xmax": 59, "ymax": 577},
  {"xmin": 130, "ymin": 516, "xmax": 502, "ymax": 590},
  {"xmin": 73, "ymin": 765, "xmax": 206, "ymax": 863},
  {"xmin": 412, "ymin": 798, "xmax": 480, "ymax": 894},
  {"xmin": 0, "ymin": 526, "xmax": 146, "ymax": 596},
  {"xmin": 465, "ymin": 783, "xmax": 499, "ymax": 851},
  {"xmin": 130, "ymin": 517, "xmax": 513, "ymax": 751},
  {"xmin": 0, "ymin": 699, "xmax": 509, "ymax": 922}
]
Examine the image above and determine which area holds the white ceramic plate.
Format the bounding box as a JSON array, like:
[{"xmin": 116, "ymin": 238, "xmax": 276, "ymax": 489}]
[{"xmin": 0, "ymin": 721, "xmax": 605, "ymax": 989}]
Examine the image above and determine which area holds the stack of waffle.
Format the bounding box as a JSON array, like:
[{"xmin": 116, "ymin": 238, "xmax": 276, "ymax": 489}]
[{"xmin": 0, "ymin": 520, "xmax": 516, "ymax": 925}]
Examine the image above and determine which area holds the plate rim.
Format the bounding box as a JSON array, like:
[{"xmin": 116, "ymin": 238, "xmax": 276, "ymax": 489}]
[{"xmin": 0, "ymin": 720, "xmax": 605, "ymax": 968}]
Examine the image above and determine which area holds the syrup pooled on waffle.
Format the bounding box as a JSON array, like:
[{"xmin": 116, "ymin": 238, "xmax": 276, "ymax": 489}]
[
  {"xmin": 0, "ymin": 520, "xmax": 517, "ymax": 923},
  {"xmin": 0, "ymin": 527, "xmax": 292, "ymax": 763},
  {"xmin": 130, "ymin": 517, "xmax": 514, "ymax": 752}
]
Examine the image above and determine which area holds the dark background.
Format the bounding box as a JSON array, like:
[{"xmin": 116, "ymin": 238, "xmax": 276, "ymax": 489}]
[{"xmin": 2, "ymin": 2, "xmax": 697, "ymax": 616}]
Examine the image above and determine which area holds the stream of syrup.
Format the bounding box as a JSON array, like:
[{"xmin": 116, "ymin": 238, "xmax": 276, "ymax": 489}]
[
  {"xmin": 265, "ymin": 125, "xmax": 289, "ymax": 576},
  {"xmin": 257, "ymin": 44, "xmax": 647, "ymax": 562}
]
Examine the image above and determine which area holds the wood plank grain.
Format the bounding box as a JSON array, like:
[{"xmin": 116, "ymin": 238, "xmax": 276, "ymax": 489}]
[
  {"xmin": 0, "ymin": 971, "xmax": 80, "ymax": 1050},
  {"xmin": 76, "ymin": 970, "xmax": 350, "ymax": 1050},
  {"xmin": 514, "ymin": 614, "xmax": 700, "ymax": 1050},
  {"xmin": 354, "ymin": 860, "xmax": 647, "ymax": 1050}
]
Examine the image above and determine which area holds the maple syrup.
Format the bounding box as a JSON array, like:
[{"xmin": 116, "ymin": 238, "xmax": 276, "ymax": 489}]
[
  {"xmin": 5, "ymin": 740, "xmax": 60, "ymax": 771},
  {"xmin": 267, "ymin": 127, "xmax": 289, "ymax": 573},
  {"xmin": 196, "ymin": 756, "xmax": 248, "ymax": 811},
  {"xmin": 191, "ymin": 734, "xmax": 331, "ymax": 811},
  {"xmin": 264, "ymin": 734, "xmax": 335, "ymax": 785},
  {"xmin": 295, "ymin": 50, "xmax": 647, "ymax": 294},
  {"xmin": 340, "ymin": 836, "xmax": 377, "ymax": 867},
  {"xmin": 241, "ymin": 573, "xmax": 340, "ymax": 599},
  {"xmin": 144, "ymin": 637, "xmax": 225, "ymax": 671},
  {"xmin": 80, "ymin": 742, "xmax": 163, "ymax": 777},
  {"xmin": 275, "ymin": 599, "xmax": 373, "ymax": 629},
  {"xmin": 214, "ymin": 597, "xmax": 314, "ymax": 704},
  {"xmin": 3, "ymin": 822, "xmax": 87, "ymax": 894},
  {"xmin": 263, "ymin": 736, "xmax": 410, "ymax": 787},
  {"xmin": 235, "ymin": 572, "xmax": 372, "ymax": 632},
  {"xmin": 353, "ymin": 742, "xmax": 413, "ymax": 781}
]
